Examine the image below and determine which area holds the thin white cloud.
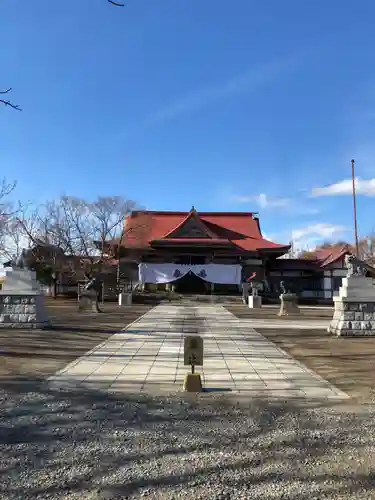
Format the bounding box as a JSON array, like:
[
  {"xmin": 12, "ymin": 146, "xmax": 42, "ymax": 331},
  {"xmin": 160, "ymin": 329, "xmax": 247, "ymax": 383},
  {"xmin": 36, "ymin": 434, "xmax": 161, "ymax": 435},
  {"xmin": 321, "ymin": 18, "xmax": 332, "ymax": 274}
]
[
  {"xmin": 291, "ymin": 223, "xmax": 347, "ymax": 250},
  {"xmin": 312, "ymin": 178, "xmax": 375, "ymax": 197},
  {"xmin": 145, "ymin": 55, "xmax": 297, "ymax": 125},
  {"xmin": 232, "ymin": 192, "xmax": 320, "ymax": 215},
  {"xmin": 292, "ymin": 223, "xmax": 346, "ymax": 240},
  {"xmin": 262, "ymin": 223, "xmax": 347, "ymax": 257},
  {"xmin": 232, "ymin": 193, "xmax": 291, "ymax": 209}
]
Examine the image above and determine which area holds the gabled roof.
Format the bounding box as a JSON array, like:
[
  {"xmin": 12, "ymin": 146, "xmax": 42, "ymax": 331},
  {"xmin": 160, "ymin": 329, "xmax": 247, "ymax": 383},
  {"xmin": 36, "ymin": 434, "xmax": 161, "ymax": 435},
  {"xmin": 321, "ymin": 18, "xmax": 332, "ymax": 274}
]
[
  {"xmin": 119, "ymin": 209, "xmax": 290, "ymax": 254},
  {"xmin": 161, "ymin": 209, "xmax": 218, "ymax": 239},
  {"xmin": 307, "ymin": 244, "xmax": 352, "ymax": 267}
]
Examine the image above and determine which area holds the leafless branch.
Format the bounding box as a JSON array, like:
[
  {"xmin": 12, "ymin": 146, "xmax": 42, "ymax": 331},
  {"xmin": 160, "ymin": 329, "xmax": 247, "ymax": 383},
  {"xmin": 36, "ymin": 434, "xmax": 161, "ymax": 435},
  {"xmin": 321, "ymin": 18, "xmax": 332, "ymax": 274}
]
[
  {"xmin": 27, "ymin": 195, "xmax": 135, "ymax": 279},
  {"xmin": 3, "ymin": 2, "xmax": 125, "ymax": 112},
  {"xmin": 0, "ymin": 179, "xmax": 21, "ymax": 261},
  {"xmin": 0, "ymin": 88, "xmax": 21, "ymax": 111},
  {"xmin": 108, "ymin": 0, "xmax": 126, "ymax": 6}
]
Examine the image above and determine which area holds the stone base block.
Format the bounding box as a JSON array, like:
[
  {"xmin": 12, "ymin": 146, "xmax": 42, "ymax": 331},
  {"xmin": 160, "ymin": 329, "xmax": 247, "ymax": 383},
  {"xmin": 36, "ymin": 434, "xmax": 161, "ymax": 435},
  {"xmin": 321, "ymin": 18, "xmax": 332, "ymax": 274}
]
[
  {"xmin": 328, "ymin": 297, "xmax": 375, "ymax": 336},
  {"xmin": 337, "ymin": 275, "xmax": 375, "ymax": 300},
  {"xmin": 0, "ymin": 268, "xmax": 41, "ymax": 294},
  {"xmin": 248, "ymin": 295, "xmax": 262, "ymax": 309},
  {"xmin": 183, "ymin": 373, "xmax": 202, "ymax": 392},
  {"xmin": 329, "ymin": 327, "xmax": 375, "ymax": 337},
  {"xmin": 118, "ymin": 292, "xmax": 132, "ymax": 306},
  {"xmin": 0, "ymin": 293, "xmax": 50, "ymax": 328},
  {"xmin": 278, "ymin": 293, "xmax": 300, "ymax": 316},
  {"xmin": 0, "ymin": 321, "xmax": 50, "ymax": 329}
]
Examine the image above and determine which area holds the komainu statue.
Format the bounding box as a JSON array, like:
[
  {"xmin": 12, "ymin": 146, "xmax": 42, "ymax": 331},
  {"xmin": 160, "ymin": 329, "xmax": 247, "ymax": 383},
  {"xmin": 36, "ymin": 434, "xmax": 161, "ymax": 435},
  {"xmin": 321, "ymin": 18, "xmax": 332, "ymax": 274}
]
[
  {"xmin": 78, "ymin": 277, "xmax": 102, "ymax": 313},
  {"xmin": 344, "ymin": 254, "xmax": 367, "ymax": 278},
  {"xmin": 15, "ymin": 248, "xmax": 32, "ymax": 270}
]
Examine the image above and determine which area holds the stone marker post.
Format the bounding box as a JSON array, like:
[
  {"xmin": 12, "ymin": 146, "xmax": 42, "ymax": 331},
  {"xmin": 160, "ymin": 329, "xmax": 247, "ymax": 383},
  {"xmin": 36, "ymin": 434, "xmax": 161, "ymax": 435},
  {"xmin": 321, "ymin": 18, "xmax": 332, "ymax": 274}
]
[{"xmin": 183, "ymin": 336, "xmax": 203, "ymax": 392}]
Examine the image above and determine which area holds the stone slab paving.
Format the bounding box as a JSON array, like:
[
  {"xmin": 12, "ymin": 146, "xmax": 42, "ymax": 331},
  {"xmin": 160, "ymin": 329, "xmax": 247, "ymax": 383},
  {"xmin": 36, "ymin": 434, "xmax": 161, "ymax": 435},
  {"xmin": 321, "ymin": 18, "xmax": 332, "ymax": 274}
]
[{"xmin": 49, "ymin": 304, "xmax": 349, "ymax": 401}]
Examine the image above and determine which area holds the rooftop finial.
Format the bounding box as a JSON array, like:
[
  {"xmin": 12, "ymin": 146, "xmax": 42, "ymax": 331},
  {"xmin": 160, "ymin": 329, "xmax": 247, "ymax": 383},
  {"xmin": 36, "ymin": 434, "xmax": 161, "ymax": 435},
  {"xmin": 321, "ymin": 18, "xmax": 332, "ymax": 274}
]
[{"xmin": 191, "ymin": 205, "xmax": 196, "ymax": 212}]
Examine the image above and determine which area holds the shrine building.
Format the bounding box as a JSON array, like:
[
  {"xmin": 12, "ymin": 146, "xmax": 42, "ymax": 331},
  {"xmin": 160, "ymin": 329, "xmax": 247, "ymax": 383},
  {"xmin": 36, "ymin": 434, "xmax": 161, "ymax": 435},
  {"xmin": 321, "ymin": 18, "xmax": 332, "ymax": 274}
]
[{"xmin": 114, "ymin": 207, "xmax": 290, "ymax": 295}]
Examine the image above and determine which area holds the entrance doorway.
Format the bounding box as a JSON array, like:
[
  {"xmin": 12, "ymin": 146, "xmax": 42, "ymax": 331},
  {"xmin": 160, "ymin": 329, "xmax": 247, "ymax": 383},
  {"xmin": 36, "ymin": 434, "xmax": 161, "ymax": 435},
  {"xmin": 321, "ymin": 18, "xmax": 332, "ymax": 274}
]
[{"xmin": 174, "ymin": 271, "xmax": 208, "ymax": 294}]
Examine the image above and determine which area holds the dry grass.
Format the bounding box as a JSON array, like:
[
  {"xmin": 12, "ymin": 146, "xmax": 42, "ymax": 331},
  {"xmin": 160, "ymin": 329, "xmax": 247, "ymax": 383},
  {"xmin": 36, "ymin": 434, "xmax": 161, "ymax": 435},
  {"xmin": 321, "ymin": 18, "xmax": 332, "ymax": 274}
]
[
  {"xmin": 227, "ymin": 304, "xmax": 375, "ymax": 404},
  {"xmin": 0, "ymin": 298, "xmax": 153, "ymax": 391}
]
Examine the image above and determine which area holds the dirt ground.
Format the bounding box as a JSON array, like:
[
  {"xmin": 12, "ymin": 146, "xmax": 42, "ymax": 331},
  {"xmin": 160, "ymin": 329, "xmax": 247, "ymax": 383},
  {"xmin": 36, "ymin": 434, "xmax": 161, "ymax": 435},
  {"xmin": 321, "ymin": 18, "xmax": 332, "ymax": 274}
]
[
  {"xmin": 3, "ymin": 299, "xmax": 375, "ymax": 405},
  {"xmin": 0, "ymin": 298, "xmax": 153, "ymax": 391},
  {"xmin": 227, "ymin": 304, "xmax": 375, "ymax": 404}
]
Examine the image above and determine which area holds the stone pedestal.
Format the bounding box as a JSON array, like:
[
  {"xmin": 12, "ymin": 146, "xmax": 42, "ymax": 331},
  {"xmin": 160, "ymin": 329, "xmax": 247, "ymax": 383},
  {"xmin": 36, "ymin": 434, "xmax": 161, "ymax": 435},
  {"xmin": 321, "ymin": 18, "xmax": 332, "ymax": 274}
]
[
  {"xmin": 328, "ymin": 275, "xmax": 375, "ymax": 336},
  {"xmin": 278, "ymin": 293, "xmax": 300, "ymax": 316},
  {"xmin": 0, "ymin": 269, "xmax": 50, "ymax": 328},
  {"xmin": 248, "ymin": 295, "xmax": 262, "ymax": 308},
  {"xmin": 183, "ymin": 373, "xmax": 202, "ymax": 392},
  {"xmin": 118, "ymin": 292, "xmax": 132, "ymax": 306}
]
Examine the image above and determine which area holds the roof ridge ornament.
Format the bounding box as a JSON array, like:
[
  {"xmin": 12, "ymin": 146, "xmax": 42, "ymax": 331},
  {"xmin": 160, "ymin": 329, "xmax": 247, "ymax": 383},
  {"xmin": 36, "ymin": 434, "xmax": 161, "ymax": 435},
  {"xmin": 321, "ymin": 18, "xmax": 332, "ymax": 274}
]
[{"xmin": 190, "ymin": 205, "xmax": 196, "ymax": 212}]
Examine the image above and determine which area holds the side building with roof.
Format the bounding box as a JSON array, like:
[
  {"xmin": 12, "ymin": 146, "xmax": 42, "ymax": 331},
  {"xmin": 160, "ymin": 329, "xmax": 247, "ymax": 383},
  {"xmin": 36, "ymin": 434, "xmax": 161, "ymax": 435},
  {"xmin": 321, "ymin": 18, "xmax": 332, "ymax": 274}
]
[{"xmin": 269, "ymin": 244, "xmax": 375, "ymax": 301}]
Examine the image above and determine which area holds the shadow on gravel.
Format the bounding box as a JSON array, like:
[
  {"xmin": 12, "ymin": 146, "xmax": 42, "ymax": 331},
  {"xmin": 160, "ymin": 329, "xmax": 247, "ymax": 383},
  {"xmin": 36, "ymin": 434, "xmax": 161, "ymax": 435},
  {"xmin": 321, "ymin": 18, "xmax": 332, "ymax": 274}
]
[{"xmin": 0, "ymin": 377, "xmax": 374, "ymax": 499}]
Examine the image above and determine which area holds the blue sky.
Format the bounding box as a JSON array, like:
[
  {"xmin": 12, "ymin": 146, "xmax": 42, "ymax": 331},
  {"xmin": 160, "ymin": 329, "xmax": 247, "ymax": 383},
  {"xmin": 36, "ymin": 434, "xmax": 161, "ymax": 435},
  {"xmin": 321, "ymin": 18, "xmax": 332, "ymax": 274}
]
[{"xmin": 2, "ymin": 0, "xmax": 375, "ymax": 250}]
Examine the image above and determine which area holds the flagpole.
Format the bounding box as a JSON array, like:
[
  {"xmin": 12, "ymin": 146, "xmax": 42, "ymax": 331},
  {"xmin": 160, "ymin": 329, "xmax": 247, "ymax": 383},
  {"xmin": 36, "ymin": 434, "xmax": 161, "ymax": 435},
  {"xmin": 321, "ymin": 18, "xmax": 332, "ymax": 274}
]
[{"xmin": 351, "ymin": 159, "xmax": 360, "ymax": 257}]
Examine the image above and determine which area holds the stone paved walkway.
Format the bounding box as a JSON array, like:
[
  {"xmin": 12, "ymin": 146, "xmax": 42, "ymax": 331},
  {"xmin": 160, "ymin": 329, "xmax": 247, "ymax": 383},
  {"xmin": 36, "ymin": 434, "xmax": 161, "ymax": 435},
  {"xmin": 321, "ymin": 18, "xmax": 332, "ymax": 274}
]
[{"xmin": 49, "ymin": 304, "xmax": 349, "ymax": 401}]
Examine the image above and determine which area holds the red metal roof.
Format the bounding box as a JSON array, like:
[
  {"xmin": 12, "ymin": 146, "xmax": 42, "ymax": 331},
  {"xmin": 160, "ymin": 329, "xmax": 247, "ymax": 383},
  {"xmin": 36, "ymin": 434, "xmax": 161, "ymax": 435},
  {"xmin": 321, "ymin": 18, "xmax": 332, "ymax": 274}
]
[
  {"xmin": 151, "ymin": 238, "xmax": 234, "ymax": 245},
  {"xmin": 121, "ymin": 210, "xmax": 290, "ymax": 253},
  {"xmin": 307, "ymin": 244, "xmax": 352, "ymax": 267}
]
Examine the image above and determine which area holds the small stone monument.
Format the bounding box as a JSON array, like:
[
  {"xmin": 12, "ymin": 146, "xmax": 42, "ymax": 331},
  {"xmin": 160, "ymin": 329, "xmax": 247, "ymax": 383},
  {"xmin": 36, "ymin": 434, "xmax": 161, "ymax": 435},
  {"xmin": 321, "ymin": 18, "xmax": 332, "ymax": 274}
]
[
  {"xmin": 0, "ymin": 253, "xmax": 50, "ymax": 328},
  {"xmin": 278, "ymin": 281, "xmax": 300, "ymax": 316},
  {"xmin": 328, "ymin": 254, "xmax": 375, "ymax": 336},
  {"xmin": 183, "ymin": 336, "xmax": 203, "ymax": 392}
]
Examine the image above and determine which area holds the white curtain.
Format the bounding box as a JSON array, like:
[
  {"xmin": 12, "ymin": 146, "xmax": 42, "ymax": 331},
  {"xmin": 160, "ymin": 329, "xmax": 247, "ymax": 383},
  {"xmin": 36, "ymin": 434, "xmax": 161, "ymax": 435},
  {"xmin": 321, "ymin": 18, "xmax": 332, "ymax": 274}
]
[
  {"xmin": 138, "ymin": 263, "xmax": 191, "ymax": 284},
  {"xmin": 190, "ymin": 264, "xmax": 241, "ymax": 284},
  {"xmin": 139, "ymin": 263, "xmax": 241, "ymax": 285}
]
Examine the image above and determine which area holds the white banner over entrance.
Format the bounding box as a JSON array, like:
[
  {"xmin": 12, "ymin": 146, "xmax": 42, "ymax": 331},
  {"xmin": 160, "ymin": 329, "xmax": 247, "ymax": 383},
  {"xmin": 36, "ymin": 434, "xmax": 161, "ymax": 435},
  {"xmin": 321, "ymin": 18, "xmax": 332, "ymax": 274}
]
[{"xmin": 138, "ymin": 263, "xmax": 241, "ymax": 285}]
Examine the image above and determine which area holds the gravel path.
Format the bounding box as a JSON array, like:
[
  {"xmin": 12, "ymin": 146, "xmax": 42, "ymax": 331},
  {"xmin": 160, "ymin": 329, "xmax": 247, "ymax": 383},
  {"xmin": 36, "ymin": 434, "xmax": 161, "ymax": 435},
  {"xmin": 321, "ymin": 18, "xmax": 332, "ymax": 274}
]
[{"xmin": 1, "ymin": 383, "xmax": 375, "ymax": 500}]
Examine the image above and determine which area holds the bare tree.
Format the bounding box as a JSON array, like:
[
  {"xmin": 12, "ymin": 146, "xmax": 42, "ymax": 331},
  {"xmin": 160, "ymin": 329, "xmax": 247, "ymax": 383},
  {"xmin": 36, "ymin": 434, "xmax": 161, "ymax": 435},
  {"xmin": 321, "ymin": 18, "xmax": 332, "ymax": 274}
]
[
  {"xmin": 35, "ymin": 195, "xmax": 136, "ymax": 281},
  {"xmin": 0, "ymin": 219, "xmax": 29, "ymax": 263},
  {"xmin": 0, "ymin": 178, "xmax": 19, "ymax": 261},
  {"xmin": 11, "ymin": 204, "xmax": 67, "ymax": 297},
  {"xmin": 357, "ymin": 235, "xmax": 375, "ymax": 265}
]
